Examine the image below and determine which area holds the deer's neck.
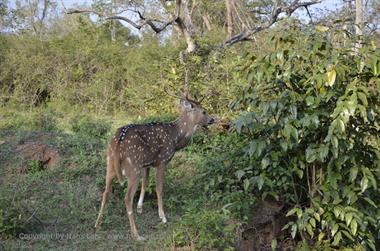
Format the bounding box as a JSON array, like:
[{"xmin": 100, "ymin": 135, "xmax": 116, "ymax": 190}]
[{"xmin": 172, "ymin": 115, "xmax": 198, "ymax": 150}]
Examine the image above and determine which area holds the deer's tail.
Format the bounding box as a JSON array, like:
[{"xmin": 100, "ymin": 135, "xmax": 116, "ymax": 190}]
[
  {"xmin": 108, "ymin": 146, "xmax": 125, "ymax": 186},
  {"xmin": 114, "ymin": 156, "xmax": 125, "ymax": 186}
]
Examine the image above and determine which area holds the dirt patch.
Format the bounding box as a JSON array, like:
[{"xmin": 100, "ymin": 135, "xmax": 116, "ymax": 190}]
[
  {"xmin": 16, "ymin": 142, "xmax": 61, "ymax": 168},
  {"xmin": 236, "ymin": 198, "xmax": 294, "ymax": 251}
]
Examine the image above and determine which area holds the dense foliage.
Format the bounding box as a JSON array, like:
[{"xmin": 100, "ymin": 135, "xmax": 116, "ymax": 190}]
[{"xmin": 200, "ymin": 29, "xmax": 380, "ymax": 249}]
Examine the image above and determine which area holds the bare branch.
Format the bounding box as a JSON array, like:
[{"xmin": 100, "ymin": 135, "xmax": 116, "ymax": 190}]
[
  {"xmin": 305, "ymin": 6, "xmax": 313, "ymax": 23},
  {"xmin": 66, "ymin": 9, "xmax": 103, "ymax": 16},
  {"xmin": 223, "ymin": 0, "xmax": 321, "ymax": 47},
  {"xmin": 67, "ymin": 8, "xmax": 177, "ymax": 34}
]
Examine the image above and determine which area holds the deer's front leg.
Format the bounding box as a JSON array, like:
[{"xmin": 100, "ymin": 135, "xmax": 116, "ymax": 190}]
[{"xmin": 156, "ymin": 165, "xmax": 167, "ymax": 223}]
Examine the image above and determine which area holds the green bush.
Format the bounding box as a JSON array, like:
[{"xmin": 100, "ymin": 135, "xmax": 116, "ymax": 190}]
[
  {"xmin": 70, "ymin": 116, "xmax": 111, "ymax": 139},
  {"xmin": 230, "ymin": 29, "xmax": 379, "ymax": 249},
  {"xmin": 0, "ymin": 108, "xmax": 59, "ymax": 132},
  {"xmin": 172, "ymin": 208, "xmax": 236, "ymax": 250}
]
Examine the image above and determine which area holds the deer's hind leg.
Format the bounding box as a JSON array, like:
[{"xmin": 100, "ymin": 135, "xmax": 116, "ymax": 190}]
[
  {"xmin": 124, "ymin": 164, "xmax": 145, "ymax": 241},
  {"xmin": 137, "ymin": 167, "xmax": 150, "ymax": 214},
  {"xmin": 156, "ymin": 164, "xmax": 167, "ymax": 223},
  {"xmin": 95, "ymin": 156, "xmax": 115, "ymax": 228}
]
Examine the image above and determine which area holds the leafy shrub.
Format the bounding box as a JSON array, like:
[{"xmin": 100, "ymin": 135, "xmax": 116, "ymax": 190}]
[
  {"xmin": 27, "ymin": 160, "xmax": 44, "ymax": 175},
  {"xmin": 0, "ymin": 108, "xmax": 59, "ymax": 132},
  {"xmin": 198, "ymin": 132, "xmax": 257, "ymax": 219},
  {"xmin": 70, "ymin": 116, "xmax": 111, "ymax": 139},
  {"xmin": 172, "ymin": 208, "xmax": 236, "ymax": 250},
  {"xmin": 0, "ymin": 184, "xmax": 35, "ymax": 238},
  {"xmin": 231, "ymin": 29, "xmax": 379, "ymax": 249}
]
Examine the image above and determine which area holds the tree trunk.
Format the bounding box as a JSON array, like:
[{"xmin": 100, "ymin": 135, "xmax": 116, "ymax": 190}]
[
  {"xmin": 181, "ymin": 0, "xmax": 198, "ymax": 53},
  {"xmin": 226, "ymin": 0, "xmax": 233, "ymax": 39},
  {"xmin": 110, "ymin": 0, "xmax": 116, "ymax": 42},
  {"xmin": 355, "ymin": 0, "xmax": 363, "ymax": 51}
]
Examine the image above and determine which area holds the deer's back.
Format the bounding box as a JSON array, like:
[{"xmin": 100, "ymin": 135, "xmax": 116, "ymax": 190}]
[{"xmin": 108, "ymin": 123, "xmax": 177, "ymax": 167}]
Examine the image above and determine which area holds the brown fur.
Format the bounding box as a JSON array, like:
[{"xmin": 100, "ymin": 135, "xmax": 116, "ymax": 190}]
[{"xmin": 95, "ymin": 99, "xmax": 214, "ymax": 241}]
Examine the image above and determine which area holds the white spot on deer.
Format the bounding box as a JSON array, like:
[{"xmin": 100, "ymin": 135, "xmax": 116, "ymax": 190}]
[
  {"xmin": 122, "ymin": 169, "xmax": 126, "ymax": 176},
  {"xmin": 128, "ymin": 211, "xmax": 133, "ymax": 215}
]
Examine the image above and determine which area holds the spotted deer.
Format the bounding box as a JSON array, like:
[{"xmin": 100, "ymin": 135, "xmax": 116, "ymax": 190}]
[{"xmin": 94, "ymin": 96, "xmax": 215, "ymax": 241}]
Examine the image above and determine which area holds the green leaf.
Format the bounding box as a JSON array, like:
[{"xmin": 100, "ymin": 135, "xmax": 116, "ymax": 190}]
[
  {"xmin": 337, "ymin": 119, "xmax": 345, "ymax": 133},
  {"xmin": 331, "ymin": 223, "xmax": 339, "ymax": 236},
  {"xmin": 305, "ymin": 96, "xmax": 314, "ymax": 106},
  {"xmin": 363, "ymin": 197, "xmax": 378, "ymax": 208},
  {"xmin": 350, "ymin": 219, "xmax": 357, "ymax": 236},
  {"xmin": 306, "ymin": 147, "xmax": 317, "ymax": 163},
  {"xmin": 295, "ymin": 169, "xmax": 303, "ymax": 179},
  {"xmin": 357, "ymin": 92, "xmax": 368, "ymax": 106},
  {"xmin": 341, "ymin": 230, "xmax": 354, "ymax": 242},
  {"xmin": 349, "ymin": 166, "xmax": 359, "ymax": 182},
  {"xmin": 286, "ymin": 208, "xmax": 298, "ymax": 217},
  {"xmin": 318, "ymin": 232, "xmax": 325, "ymax": 242},
  {"xmin": 326, "ymin": 69, "xmax": 337, "ymax": 87},
  {"xmin": 333, "ymin": 207, "xmax": 342, "ymax": 218},
  {"xmin": 257, "ymin": 175, "xmax": 264, "ymax": 190},
  {"xmin": 331, "ymin": 136, "xmax": 339, "ymax": 149},
  {"xmin": 291, "ymin": 224, "xmax": 297, "ymax": 239},
  {"xmin": 332, "ymin": 231, "xmax": 342, "ymax": 246},
  {"xmin": 309, "ymin": 218, "xmax": 316, "ymax": 228},
  {"xmin": 296, "ymin": 208, "xmax": 303, "ymax": 219},
  {"xmin": 316, "ymin": 25, "xmax": 329, "ymax": 32},
  {"xmin": 261, "ymin": 157, "xmax": 270, "ymax": 169},
  {"xmin": 345, "ymin": 213, "xmax": 353, "ymax": 226},
  {"xmin": 243, "ymin": 178, "xmax": 250, "ymax": 192},
  {"xmin": 306, "ymin": 223, "xmax": 314, "ymax": 238},
  {"xmin": 319, "ymin": 144, "xmax": 329, "ymax": 161},
  {"xmin": 314, "ymin": 212, "xmax": 320, "ymax": 222},
  {"xmin": 235, "ymin": 170, "xmax": 245, "ymax": 181},
  {"xmin": 357, "ymin": 105, "xmax": 368, "ymax": 122},
  {"xmin": 360, "ymin": 176, "xmax": 369, "ymax": 193}
]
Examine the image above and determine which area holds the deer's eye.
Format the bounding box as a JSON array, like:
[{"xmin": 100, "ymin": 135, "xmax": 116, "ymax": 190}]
[{"xmin": 202, "ymin": 111, "xmax": 206, "ymax": 115}]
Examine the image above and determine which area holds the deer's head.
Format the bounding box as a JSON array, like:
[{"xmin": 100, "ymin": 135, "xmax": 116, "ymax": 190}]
[{"xmin": 179, "ymin": 98, "xmax": 215, "ymax": 127}]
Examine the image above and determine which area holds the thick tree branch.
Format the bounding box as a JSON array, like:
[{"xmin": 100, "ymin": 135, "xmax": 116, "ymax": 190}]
[
  {"xmin": 223, "ymin": 0, "xmax": 321, "ymax": 47},
  {"xmin": 67, "ymin": 8, "xmax": 177, "ymax": 34}
]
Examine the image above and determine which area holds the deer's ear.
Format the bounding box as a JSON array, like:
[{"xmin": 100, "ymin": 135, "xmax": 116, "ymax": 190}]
[{"xmin": 181, "ymin": 99, "xmax": 193, "ymax": 110}]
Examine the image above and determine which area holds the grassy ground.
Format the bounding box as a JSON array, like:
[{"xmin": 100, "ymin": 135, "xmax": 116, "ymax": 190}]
[{"xmin": 0, "ymin": 109, "xmax": 209, "ymax": 250}]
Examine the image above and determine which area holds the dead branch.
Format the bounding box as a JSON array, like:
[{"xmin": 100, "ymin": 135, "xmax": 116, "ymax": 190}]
[
  {"xmin": 67, "ymin": 8, "xmax": 178, "ymax": 34},
  {"xmin": 223, "ymin": 0, "xmax": 321, "ymax": 47}
]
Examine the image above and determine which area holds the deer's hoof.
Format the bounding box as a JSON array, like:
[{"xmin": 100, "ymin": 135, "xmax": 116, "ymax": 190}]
[
  {"xmin": 135, "ymin": 235, "xmax": 146, "ymax": 241},
  {"xmin": 94, "ymin": 220, "xmax": 102, "ymax": 229},
  {"xmin": 137, "ymin": 207, "xmax": 143, "ymax": 214},
  {"xmin": 161, "ymin": 216, "xmax": 167, "ymax": 224}
]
